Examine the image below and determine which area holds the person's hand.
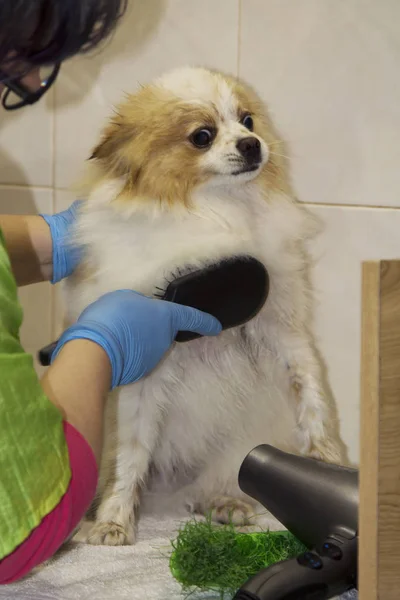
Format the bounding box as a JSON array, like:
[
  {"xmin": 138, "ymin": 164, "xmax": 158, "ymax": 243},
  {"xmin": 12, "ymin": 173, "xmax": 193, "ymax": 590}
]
[
  {"xmin": 52, "ymin": 290, "xmax": 222, "ymax": 389},
  {"xmin": 41, "ymin": 201, "xmax": 83, "ymax": 284}
]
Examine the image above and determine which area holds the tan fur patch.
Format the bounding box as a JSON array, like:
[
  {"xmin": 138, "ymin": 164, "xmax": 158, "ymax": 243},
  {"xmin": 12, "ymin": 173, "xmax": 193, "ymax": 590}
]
[
  {"xmin": 291, "ymin": 380, "xmax": 302, "ymax": 396},
  {"xmin": 91, "ymin": 86, "xmax": 220, "ymax": 206},
  {"xmin": 89, "ymin": 69, "xmax": 292, "ymax": 207}
]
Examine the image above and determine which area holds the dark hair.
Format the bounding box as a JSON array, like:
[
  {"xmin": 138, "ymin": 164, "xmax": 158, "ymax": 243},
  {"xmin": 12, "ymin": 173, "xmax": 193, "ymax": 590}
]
[{"xmin": 0, "ymin": 0, "xmax": 127, "ymax": 68}]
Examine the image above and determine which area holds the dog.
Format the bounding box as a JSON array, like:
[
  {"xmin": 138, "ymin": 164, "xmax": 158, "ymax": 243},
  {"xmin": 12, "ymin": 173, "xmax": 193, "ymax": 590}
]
[{"xmin": 64, "ymin": 66, "xmax": 347, "ymax": 546}]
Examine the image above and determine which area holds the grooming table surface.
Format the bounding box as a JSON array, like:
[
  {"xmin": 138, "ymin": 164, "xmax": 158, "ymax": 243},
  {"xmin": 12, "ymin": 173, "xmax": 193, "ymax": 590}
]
[{"xmin": 0, "ymin": 509, "xmax": 358, "ymax": 600}]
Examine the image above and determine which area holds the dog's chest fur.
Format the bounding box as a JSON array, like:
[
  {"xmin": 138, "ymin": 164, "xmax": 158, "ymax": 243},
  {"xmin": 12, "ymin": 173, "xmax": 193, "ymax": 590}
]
[{"xmin": 64, "ymin": 182, "xmax": 315, "ymax": 486}]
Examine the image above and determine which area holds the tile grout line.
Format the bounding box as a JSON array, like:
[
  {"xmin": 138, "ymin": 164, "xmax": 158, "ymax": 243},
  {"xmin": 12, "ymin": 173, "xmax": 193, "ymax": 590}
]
[
  {"xmin": 51, "ymin": 86, "xmax": 56, "ymax": 197},
  {"xmin": 0, "ymin": 183, "xmax": 71, "ymax": 192},
  {"xmin": 50, "ymin": 83, "xmax": 57, "ymax": 337},
  {"xmin": 303, "ymin": 201, "xmax": 400, "ymax": 211},
  {"xmin": 50, "ymin": 187, "xmax": 56, "ymax": 338},
  {"xmin": 0, "ymin": 183, "xmax": 398, "ymax": 211},
  {"xmin": 236, "ymin": 0, "xmax": 242, "ymax": 76}
]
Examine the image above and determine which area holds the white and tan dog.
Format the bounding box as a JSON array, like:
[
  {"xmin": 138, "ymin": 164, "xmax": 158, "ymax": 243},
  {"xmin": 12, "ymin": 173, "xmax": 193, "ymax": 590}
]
[{"xmin": 65, "ymin": 66, "xmax": 347, "ymax": 546}]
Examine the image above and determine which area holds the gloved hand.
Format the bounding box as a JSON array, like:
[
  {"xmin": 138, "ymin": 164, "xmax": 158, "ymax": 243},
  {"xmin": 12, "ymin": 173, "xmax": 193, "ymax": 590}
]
[
  {"xmin": 52, "ymin": 290, "xmax": 222, "ymax": 389},
  {"xmin": 41, "ymin": 201, "xmax": 83, "ymax": 284}
]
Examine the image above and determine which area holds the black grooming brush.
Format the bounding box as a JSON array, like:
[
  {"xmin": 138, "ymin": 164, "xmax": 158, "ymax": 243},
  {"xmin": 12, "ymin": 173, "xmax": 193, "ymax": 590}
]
[
  {"xmin": 158, "ymin": 256, "xmax": 269, "ymax": 342},
  {"xmin": 38, "ymin": 256, "xmax": 269, "ymax": 366}
]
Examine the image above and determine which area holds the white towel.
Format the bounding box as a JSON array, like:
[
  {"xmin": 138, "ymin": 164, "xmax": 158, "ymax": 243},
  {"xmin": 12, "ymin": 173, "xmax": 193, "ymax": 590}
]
[{"xmin": 0, "ymin": 508, "xmax": 357, "ymax": 600}]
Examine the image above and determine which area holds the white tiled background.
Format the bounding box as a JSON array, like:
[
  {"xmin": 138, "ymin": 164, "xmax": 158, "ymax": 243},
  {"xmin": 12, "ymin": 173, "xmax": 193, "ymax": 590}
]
[{"xmin": 1, "ymin": 0, "xmax": 399, "ymax": 464}]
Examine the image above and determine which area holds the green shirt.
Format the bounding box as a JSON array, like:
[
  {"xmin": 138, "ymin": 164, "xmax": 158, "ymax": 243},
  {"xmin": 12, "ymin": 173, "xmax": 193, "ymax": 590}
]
[{"xmin": 0, "ymin": 231, "xmax": 70, "ymax": 560}]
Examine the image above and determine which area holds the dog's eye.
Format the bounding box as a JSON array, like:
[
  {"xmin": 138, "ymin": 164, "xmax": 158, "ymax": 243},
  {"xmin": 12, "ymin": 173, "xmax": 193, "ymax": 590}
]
[
  {"xmin": 241, "ymin": 114, "xmax": 254, "ymax": 131},
  {"xmin": 190, "ymin": 128, "xmax": 214, "ymax": 148}
]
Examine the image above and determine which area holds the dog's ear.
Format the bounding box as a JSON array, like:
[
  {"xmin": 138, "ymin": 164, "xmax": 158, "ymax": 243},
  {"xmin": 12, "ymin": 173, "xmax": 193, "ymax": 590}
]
[
  {"xmin": 90, "ymin": 122, "xmax": 128, "ymax": 160},
  {"xmin": 90, "ymin": 119, "xmax": 135, "ymax": 177}
]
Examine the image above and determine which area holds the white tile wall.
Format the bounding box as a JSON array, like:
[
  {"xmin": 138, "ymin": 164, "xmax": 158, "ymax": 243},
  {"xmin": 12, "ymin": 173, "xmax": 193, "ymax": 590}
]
[
  {"xmin": 1, "ymin": 0, "xmax": 400, "ymax": 464},
  {"xmin": 240, "ymin": 0, "xmax": 400, "ymax": 208},
  {"xmin": 0, "ymin": 91, "xmax": 54, "ymax": 187},
  {"xmin": 309, "ymin": 204, "xmax": 400, "ymax": 463}
]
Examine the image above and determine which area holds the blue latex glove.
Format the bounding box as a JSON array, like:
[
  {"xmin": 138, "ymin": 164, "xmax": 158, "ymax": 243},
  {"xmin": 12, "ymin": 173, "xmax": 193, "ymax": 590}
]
[
  {"xmin": 52, "ymin": 290, "xmax": 222, "ymax": 389},
  {"xmin": 41, "ymin": 201, "xmax": 83, "ymax": 284}
]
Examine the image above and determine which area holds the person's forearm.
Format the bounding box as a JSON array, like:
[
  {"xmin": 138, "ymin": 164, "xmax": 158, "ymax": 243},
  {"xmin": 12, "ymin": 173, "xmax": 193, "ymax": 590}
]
[
  {"xmin": 0, "ymin": 214, "xmax": 53, "ymax": 286},
  {"xmin": 40, "ymin": 339, "xmax": 112, "ymax": 464}
]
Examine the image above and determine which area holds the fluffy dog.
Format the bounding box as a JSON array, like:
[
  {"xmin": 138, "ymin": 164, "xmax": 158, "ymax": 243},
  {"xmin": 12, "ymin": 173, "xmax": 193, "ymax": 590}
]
[{"xmin": 64, "ymin": 66, "xmax": 346, "ymax": 546}]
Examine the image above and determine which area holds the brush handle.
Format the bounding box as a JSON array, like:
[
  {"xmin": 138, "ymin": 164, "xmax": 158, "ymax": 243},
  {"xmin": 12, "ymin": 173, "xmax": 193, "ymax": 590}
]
[
  {"xmin": 38, "ymin": 341, "xmax": 58, "ymax": 366},
  {"xmin": 38, "ymin": 256, "xmax": 269, "ymax": 364}
]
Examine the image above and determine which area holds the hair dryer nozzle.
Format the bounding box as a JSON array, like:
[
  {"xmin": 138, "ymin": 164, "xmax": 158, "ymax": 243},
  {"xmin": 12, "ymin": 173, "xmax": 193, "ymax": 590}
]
[{"xmin": 238, "ymin": 445, "xmax": 358, "ymax": 549}]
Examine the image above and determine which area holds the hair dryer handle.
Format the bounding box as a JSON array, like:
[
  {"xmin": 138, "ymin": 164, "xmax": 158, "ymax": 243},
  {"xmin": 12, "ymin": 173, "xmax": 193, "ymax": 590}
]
[{"xmin": 233, "ymin": 537, "xmax": 357, "ymax": 600}]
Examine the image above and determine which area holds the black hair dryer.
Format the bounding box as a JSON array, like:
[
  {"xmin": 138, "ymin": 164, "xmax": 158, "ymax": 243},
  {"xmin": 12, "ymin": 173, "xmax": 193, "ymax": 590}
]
[{"xmin": 234, "ymin": 445, "xmax": 358, "ymax": 600}]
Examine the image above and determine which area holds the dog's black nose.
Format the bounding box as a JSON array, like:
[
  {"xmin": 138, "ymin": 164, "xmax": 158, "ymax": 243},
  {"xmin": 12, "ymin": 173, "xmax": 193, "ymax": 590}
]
[{"xmin": 236, "ymin": 137, "xmax": 261, "ymax": 165}]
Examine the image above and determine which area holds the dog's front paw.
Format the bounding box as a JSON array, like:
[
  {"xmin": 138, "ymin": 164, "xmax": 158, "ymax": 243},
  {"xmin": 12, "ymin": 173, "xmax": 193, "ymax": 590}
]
[
  {"xmin": 87, "ymin": 521, "xmax": 136, "ymax": 546},
  {"xmin": 209, "ymin": 496, "xmax": 256, "ymax": 526}
]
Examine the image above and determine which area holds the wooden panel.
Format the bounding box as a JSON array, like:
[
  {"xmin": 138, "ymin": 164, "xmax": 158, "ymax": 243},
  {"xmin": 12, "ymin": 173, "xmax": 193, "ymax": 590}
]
[
  {"xmin": 359, "ymin": 260, "xmax": 400, "ymax": 600},
  {"xmin": 359, "ymin": 261, "xmax": 380, "ymax": 600},
  {"xmin": 378, "ymin": 261, "xmax": 400, "ymax": 593}
]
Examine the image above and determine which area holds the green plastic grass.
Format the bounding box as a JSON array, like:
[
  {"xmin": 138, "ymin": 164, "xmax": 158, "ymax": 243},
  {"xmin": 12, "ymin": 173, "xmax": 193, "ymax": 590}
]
[{"xmin": 170, "ymin": 517, "xmax": 307, "ymax": 599}]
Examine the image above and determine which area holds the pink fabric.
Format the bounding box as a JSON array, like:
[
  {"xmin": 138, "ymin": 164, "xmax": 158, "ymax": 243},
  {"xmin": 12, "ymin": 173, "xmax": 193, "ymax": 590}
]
[{"xmin": 0, "ymin": 421, "xmax": 98, "ymax": 584}]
